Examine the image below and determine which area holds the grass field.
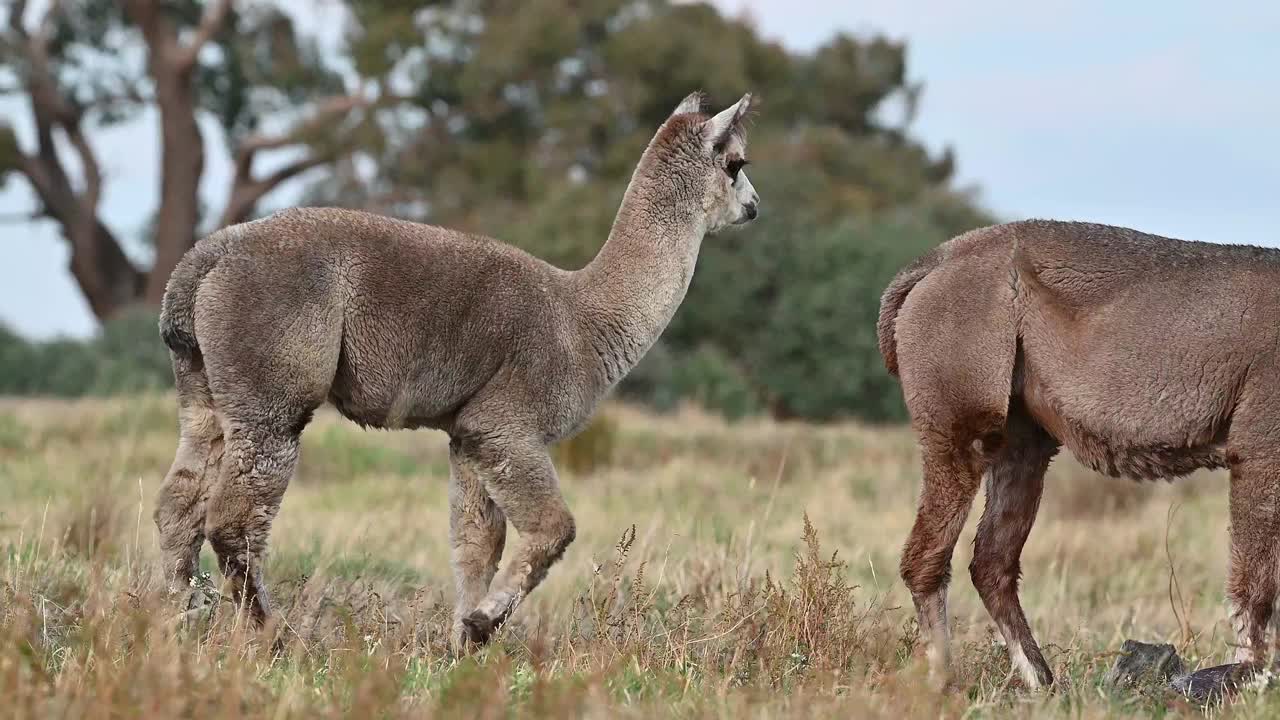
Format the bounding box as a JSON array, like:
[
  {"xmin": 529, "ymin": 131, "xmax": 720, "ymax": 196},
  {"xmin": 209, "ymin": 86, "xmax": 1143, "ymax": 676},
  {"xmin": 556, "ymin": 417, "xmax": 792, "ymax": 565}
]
[{"xmin": 1, "ymin": 394, "xmax": 1275, "ymax": 717}]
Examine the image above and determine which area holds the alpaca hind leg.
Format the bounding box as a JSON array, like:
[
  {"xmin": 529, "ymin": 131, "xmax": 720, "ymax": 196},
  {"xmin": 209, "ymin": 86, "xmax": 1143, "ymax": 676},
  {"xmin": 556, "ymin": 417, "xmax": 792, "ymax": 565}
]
[
  {"xmin": 204, "ymin": 422, "xmax": 303, "ymax": 626},
  {"xmin": 194, "ymin": 264, "xmax": 340, "ymax": 628},
  {"xmin": 900, "ymin": 441, "xmax": 984, "ymax": 687},
  {"xmin": 448, "ymin": 440, "xmax": 507, "ymax": 647},
  {"xmin": 969, "ymin": 409, "xmax": 1057, "ymax": 688},
  {"xmin": 155, "ymin": 356, "xmax": 225, "ymax": 596}
]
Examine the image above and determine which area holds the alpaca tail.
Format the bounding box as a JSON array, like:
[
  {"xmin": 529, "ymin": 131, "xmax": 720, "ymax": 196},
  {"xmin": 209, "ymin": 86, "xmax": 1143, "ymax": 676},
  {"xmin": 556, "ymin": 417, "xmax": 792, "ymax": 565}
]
[
  {"xmin": 877, "ymin": 247, "xmax": 945, "ymax": 377},
  {"xmin": 159, "ymin": 235, "xmax": 227, "ymax": 359}
]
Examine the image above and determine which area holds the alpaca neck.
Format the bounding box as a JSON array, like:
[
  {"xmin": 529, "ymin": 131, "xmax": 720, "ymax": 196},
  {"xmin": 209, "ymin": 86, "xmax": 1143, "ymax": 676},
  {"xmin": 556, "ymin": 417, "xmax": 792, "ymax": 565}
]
[{"xmin": 573, "ymin": 174, "xmax": 705, "ymax": 386}]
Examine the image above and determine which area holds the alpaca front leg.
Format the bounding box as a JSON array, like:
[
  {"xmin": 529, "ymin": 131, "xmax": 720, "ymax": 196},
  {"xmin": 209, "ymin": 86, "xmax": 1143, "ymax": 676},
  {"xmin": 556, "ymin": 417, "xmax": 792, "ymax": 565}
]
[
  {"xmin": 458, "ymin": 443, "xmax": 575, "ymax": 644},
  {"xmin": 448, "ymin": 442, "xmax": 507, "ymax": 648}
]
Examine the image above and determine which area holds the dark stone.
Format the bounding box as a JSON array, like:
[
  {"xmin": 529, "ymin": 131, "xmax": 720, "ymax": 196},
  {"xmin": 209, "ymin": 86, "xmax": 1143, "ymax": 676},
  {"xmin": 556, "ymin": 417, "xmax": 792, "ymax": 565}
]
[
  {"xmin": 1107, "ymin": 638, "xmax": 1268, "ymax": 704},
  {"xmin": 1168, "ymin": 662, "xmax": 1256, "ymax": 704},
  {"xmin": 1105, "ymin": 639, "xmax": 1186, "ymax": 689}
]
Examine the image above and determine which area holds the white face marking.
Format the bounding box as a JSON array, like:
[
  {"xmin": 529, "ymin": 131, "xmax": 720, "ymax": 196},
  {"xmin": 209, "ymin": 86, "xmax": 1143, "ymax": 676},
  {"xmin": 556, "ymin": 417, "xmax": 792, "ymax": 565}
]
[
  {"xmin": 681, "ymin": 94, "xmax": 758, "ymax": 235},
  {"xmin": 702, "ymin": 132, "xmax": 760, "ymax": 234},
  {"xmin": 733, "ymin": 171, "xmax": 758, "ymax": 219}
]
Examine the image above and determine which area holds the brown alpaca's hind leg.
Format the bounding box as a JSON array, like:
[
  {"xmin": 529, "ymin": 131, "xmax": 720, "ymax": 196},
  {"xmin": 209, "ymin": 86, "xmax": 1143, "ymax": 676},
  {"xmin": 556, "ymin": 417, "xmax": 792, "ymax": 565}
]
[
  {"xmin": 969, "ymin": 408, "xmax": 1058, "ymax": 688},
  {"xmin": 448, "ymin": 440, "xmax": 507, "ymax": 648},
  {"xmin": 204, "ymin": 422, "xmax": 303, "ymax": 626},
  {"xmin": 900, "ymin": 439, "xmax": 984, "ymax": 687},
  {"xmin": 456, "ymin": 438, "xmax": 575, "ymax": 645},
  {"xmin": 155, "ymin": 357, "xmax": 225, "ymax": 596},
  {"xmin": 1226, "ymin": 456, "xmax": 1280, "ymax": 666}
]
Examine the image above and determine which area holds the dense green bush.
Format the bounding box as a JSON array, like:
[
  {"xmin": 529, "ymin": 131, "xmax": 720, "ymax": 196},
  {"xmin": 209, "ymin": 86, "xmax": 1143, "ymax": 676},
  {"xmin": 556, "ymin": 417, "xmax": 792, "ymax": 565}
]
[
  {"xmin": 0, "ymin": 307, "xmax": 172, "ymax": 397},
  {"xmin": 748, "ymin": 216, "xmax": 947, "ymax": 422},
  {"xmin": 611, "ymin": 216, "xmax": 952, "ymax": 423},
  {"xmin": 620, "ymin": 344, "xmax": 760, "ymax": 421}
]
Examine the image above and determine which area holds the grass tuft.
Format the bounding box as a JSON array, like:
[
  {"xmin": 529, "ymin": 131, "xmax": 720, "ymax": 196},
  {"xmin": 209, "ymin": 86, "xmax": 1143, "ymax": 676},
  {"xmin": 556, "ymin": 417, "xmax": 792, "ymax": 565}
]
[{"xmin": 0, "ymin": 396, "xmax": 1263, "ymax": 717}]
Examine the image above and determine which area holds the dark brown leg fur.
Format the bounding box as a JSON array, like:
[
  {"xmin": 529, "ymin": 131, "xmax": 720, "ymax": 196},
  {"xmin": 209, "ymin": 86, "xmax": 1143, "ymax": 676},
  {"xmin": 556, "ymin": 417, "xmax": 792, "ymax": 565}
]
[
  {"xmin": 1226, "ymin": 456, "xmax": 1280, "ymax": 665},
  {"xmin": 969, "ymin": 406, "xmax": 1058, "ymax": 687},
  {"xmin": 900, "ymin": 437, "xmax": 985, "ymax": 687}
]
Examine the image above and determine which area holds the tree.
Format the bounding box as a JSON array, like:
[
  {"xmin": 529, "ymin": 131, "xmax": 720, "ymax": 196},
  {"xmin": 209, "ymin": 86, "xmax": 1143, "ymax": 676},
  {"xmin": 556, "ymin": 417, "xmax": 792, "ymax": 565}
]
[
  {"xmin": 0, "ymin": 0, "xmax": 406, "ymax": 319},
  {"xmin": 2, "ymin": 0, "xmax": 995, "ymax": 422},
  {"xmin": 308, "ymin": 0, "xmax": 993, "ymax": 420}
]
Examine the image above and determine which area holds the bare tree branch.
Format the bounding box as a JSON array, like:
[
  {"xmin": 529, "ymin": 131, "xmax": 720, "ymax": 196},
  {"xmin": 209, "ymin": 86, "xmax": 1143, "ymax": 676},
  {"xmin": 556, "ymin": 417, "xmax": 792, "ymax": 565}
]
[
  {"xmin": 264, "ymin": 152, "xmax": 334, "ymax": 187},
  {"xmin": 63, "ymin": 122, "xmax": 102, "ymax": 211},
  {"xmin": 217, "ymin": 90, "xmax": 411, "ymax": 229},
  {"xmin": 34, "ymin": 0, "xmax": 62, "ymax": 47},
  {"xmin": 216, "ymin": 150, "xmax": 334, "ymax": 228},
  {"xmin": 177, "ymin": 0, "xmax": 234, "ymax": 70},
  {"xmin": 8, "ymin": 0, "xmax": 30, "ymax": 36},
  {"xmin": 17, "ymin": 132, "xmax": 143, "ymax": 318},
  {"xmin": 122, "ymin": 0, "xmax": 159, "ymax": 32},
  {"xmin": 16, "ymin": 0, "xmax": 79, "ymax": 128},
  {"xmin": 0, "ymin": 208, "xmax": 42, "ymax": 224},
  {"xmin": 74, "ymin": 82, "xmax": 153, "ymax": 121},
  {"xmin": 228, "ymin": 89, "xmax": 410, "ymax": 185},
  {"xmin": 123, "ymin": 0, "xmax": 180, "ymax": 62},
  {"xmin": 235, "ymin": 93, "xmax": 373, "ymax": 157},
  {"xmin": 6, "ymin": 0, "xmax": 143, "ymax": 317}
]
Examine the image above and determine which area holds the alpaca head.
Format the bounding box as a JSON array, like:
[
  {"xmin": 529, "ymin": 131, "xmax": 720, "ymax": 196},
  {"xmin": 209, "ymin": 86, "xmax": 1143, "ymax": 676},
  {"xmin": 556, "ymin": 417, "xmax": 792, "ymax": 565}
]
[{"xmin": 638, "ymin": 91, "xmax": 760, "ymax": 235}]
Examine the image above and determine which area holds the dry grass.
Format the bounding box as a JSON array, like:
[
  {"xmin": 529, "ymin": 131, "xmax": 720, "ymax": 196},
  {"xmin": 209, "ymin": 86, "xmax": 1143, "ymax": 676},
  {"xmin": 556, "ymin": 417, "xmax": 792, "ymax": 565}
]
[{"xmin": 0, "ymin": 394, "xmax": 1274, "ymax": 717}]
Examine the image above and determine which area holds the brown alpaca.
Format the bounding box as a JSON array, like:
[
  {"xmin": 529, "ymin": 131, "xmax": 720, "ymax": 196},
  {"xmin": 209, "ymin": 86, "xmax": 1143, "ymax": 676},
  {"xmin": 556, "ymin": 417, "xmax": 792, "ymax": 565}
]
[
  {"xmin": 154, "ymin": 92, "xmax": 760, "ymax": 646},
  {"xmin": 879, "ymin": 219, "xmax": 1280, "ymax": 688}
]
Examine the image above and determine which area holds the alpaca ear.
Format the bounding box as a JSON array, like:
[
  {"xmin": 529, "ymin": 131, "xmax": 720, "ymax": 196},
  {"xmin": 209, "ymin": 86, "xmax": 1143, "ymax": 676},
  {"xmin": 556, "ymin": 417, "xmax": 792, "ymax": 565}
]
[
  {"xmin": 703, "ymin": 93, "xmax": 752, "ymax": 150},
  {"xmin": 671, "ymin": 91, "xmax": 706, "ymax": 117}
]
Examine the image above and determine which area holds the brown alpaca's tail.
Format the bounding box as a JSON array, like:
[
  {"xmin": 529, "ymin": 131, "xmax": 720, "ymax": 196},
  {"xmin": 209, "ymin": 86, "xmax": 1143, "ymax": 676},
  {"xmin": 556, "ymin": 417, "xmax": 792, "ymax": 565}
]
[
  {"xmin": 877, "ymin": 247, "xmax": 945, "ymax": 377},
  {"xmin": 159, "ymin": 235, "xmax": 227, "ymax": 358}
]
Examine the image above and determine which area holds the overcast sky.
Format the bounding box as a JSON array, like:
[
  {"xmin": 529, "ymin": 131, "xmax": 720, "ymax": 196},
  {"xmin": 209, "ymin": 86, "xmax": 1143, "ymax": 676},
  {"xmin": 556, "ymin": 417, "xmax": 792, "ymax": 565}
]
[{"xmin": 2, "ymin": 0, "xmax": 1278, "ymax": 338}]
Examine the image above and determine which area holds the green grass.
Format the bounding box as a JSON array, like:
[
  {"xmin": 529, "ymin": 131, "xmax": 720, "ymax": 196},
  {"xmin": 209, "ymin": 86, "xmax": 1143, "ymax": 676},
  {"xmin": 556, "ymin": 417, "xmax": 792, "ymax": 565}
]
[{"xmin": 0, "ymin": 395, "xmax": 1272, "ymax": 717}]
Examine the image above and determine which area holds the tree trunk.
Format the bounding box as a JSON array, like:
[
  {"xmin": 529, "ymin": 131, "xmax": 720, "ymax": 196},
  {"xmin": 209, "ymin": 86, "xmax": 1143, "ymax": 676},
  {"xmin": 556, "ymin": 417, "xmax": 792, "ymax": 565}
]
[
  {"xmin": 19, "ymin": 139, "xmax": 146, "ymax": 320},
  {"xmin": 144, "ymin": 70, "xmax": 205, "ymax": 304},
  {"xmin": 66, "ymin": 220, "xmax": 147, "ymax": 320},
  {"xmin": 10, "ymin": 0, "xmax": 367, "ymax": 323}
]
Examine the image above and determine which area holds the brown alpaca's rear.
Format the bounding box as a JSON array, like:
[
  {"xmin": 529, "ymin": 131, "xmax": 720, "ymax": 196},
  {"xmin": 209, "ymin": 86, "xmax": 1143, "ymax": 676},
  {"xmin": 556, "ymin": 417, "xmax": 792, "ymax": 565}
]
[{"xmin": 880, "ymin": 220, "xmax": 1280, "ymax": 689}]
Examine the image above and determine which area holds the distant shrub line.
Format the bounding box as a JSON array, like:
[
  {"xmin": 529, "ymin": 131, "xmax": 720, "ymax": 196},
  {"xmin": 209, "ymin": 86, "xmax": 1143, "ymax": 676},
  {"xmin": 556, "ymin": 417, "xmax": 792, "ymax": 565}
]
[
  {"xmin": 0, "ymin": 307, "xmax": 173, "ymax": 397},
  {"xmin": 1, "ymin": 220, "xmax": 923, "ymax": 425}
]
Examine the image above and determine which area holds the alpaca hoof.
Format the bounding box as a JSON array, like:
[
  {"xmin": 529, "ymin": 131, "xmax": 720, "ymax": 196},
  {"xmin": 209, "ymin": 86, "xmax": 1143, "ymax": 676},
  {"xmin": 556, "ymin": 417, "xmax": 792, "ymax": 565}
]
[
  {"xmin": 927, "ymin": 669, "xmax": 953, "ymax": 693},
  {"xmin": 461, "ymin": 610, "xmax": 498, "ymax": 646},
  {"xmin": 268, "ymin": 633, "xmax": 288, "ymax": 659},
  {"xmin": 170, "ymin": 588, "xmax": 216, "ymax": 630}
]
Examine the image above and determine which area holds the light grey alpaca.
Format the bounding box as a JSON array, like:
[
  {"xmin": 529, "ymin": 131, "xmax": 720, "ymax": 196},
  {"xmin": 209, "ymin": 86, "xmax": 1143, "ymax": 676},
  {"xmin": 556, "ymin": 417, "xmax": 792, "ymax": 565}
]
[
  {"xmin": 879, "ymin": 220, "xmax": 1280, "ymax": 690},
  {"xmin": 155, "ymin": 92, "xmax": 760, "ymax": 645}
]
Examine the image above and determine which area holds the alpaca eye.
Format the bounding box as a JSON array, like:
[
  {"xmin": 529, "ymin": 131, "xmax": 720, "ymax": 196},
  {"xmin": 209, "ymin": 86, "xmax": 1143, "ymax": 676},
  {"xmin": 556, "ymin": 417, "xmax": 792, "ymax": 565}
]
[{"xmin": 725, "ymin": 158, "xmax": 748, "ymax": 181}]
